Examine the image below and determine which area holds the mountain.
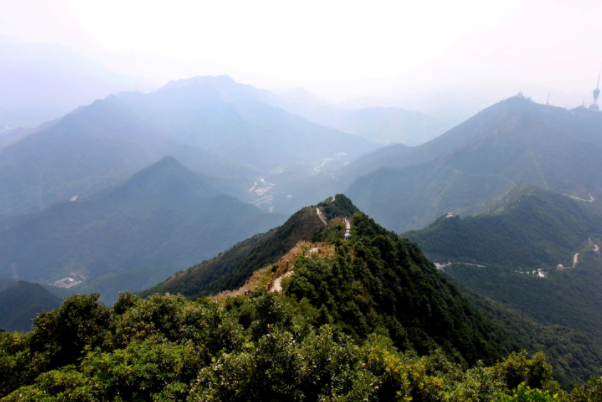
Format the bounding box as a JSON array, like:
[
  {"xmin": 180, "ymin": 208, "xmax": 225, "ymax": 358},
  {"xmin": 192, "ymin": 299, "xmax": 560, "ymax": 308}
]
[
  {"xmin": 404, "ymin": 184, "xmax": 602, "ymax": 349},
  {"xmin": 276, "ymin": 88, "xmax": 450, "ymax": 145},
  {"xmin": 143, "ymin": 194, "xmax": 513, "ymax": 363},
  {"xmin": 121, "ymin": 77, "xmax": 374, "ymax": 170},
  {"xmin": 345, "ymin": 95, "xmax": 602, "ymax": 176},
  {"xmin": 0, "ymin": 94, "xmax": 244, "ymax": 215},
  {"xmin": 142, "ymin": 194, "xmax": 602, "ymax": 387},
  {"xmin": 141, "ymin": 195, "xmax": 342, "ymax": 298},
  {"xmin": 347, "ymin": 96, "xmax": 602, "ymax": 232},
  {"xmin": 0, "ymin": 75, "xmax": 374, "ymax": 216},
  {"xmin": 0, "ymin": 281, "xmax": 61, "ymax": 332},
  {"xmin": 0, "ymin": 42, "xmax": 150, "ymax": 128},
  {"xmin": 3, "ymin": 195, "xmax": 602, "ymax": 400},
  {"xmin": 0, "ymin": 157, "xmax": 286, "ymax": 303}
]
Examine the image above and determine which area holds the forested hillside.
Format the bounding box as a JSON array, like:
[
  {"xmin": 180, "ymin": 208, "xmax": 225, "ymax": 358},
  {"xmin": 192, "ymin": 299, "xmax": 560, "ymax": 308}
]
[
  {"xmin": 405, "ymin": 185, "xmax": 602, "ymax": 350},
  {"xmin": 141, "ymin": 196, "xmax": 345, "ymax": 299}
]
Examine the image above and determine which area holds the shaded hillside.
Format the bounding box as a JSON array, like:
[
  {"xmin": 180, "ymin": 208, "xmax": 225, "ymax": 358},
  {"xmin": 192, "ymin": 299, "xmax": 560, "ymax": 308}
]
[
  {"xmin": 405, "ymin": 185, "xmax": 602, "ymax": 348},
  {"xmin": 348, "ymin": 104, "xmax": 602, "ymax": 231},
  {"xmin": 0, "ymin": 157, "xmax": 285, "ymax": 303},
  {"xmin": 0, "ymin": 281, "xmax": 61, "ymax": 332}
]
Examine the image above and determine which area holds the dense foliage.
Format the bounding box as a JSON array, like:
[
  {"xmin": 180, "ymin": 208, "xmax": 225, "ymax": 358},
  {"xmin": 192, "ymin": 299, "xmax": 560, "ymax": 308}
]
[
  {"xmin": 2, "ymin": 291, "xmax": 591, "ymax": 402},
  {"xmin": 405, "ymin": 185, "xmax": 602, "ymax": 268},
  {"xmin": 289, "ymin": 212, "xmax": 506, "ymax": 365},
  {"xmin": 457, "ymin": 282, "xmax": 602, "ymax": 389}
]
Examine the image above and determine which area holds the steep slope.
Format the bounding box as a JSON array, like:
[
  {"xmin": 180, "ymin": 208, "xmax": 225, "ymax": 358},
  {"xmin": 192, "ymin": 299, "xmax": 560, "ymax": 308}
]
[
  {"xmin": 0, "ymin": 281, "xmax": 61, "ymax": 332},
  {"xmin": 0, "ymin": 157, "xmax": 285, "ymax": 303},
  {"xmin": 404, "ymin": 185, "xmax": 602, "ymax": 348},
  {"xmin": 459, "ymin": 282, "xmax": 602, "ymax": 389},
  {"xmin": 348, "ymin": 107, "xmax": 602, "ymax": 231}
]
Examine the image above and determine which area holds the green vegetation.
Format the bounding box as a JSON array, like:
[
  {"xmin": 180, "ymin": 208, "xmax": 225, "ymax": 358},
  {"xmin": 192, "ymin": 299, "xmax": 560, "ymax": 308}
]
[
  {"xmin": 0, "ymin": 157, "xmax": 285, "ymax": 303},
  {"xmin": 1, "ymin": 282, "xmax": 600, "ymax": 399},
  {"xmin": 0, "ymin": 281, "xmax": 61, "ymax": 332},
  {"xmin": 404, "ymin": 184, "xmax": 602, "ymax": 366},
  {"xmin": 404, "ymin": 184, "xmax": 602, "ymax": 267},
  {"xmin": 458, "ymin": 282, "xmax": 602, "ymax": 389},
  {"xmin": 1, "ymin": 291, "xmax": 578, "ymax": 402}
]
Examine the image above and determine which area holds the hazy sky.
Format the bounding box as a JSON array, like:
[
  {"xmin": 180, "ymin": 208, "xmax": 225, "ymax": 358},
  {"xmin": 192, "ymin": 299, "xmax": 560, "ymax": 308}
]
[{"xmin": 1, "ymin": 0, "xmax": 601, "ymax": 115}]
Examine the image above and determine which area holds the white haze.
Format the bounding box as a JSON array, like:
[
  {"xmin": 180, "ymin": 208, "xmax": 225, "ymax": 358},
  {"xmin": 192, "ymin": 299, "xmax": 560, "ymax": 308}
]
[{"xmin": 1, "ymin": 0, "xmax": 602, "ymax": 123}]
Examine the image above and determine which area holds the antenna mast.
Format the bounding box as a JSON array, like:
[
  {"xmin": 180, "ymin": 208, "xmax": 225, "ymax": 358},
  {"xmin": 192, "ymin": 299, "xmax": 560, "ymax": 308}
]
[{"xmin": 590, "ymin": 66, "xmax": 601, "ymax": 111}]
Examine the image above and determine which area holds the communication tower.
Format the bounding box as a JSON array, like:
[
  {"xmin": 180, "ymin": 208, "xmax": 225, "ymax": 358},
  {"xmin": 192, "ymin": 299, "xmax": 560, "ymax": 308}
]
[{"xmin": 589, "ymin": 67, "xmax": 601, "ymax": 111}]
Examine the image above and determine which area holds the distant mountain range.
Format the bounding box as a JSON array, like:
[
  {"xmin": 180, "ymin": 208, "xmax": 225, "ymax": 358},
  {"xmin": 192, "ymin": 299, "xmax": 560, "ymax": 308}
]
[
  {"xmin": 0, "ymin": 156, "xmax": 286, "ymax": 303},
  {"xmin": 346, "ymin": 96, "xmax": 602, "ymax": 231},
  {"xmin": 405, "ymin": 184, "xmax": 602, "ymax": 349},
  {"xmin": 0, "ymin": 75, "xmax": 377, "ymax": 216}
]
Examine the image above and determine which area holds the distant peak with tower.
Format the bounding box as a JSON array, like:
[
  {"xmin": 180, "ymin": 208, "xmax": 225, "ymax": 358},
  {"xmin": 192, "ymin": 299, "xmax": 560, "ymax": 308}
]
[{"xmin": 589, "ymin": 67, "xmax": 601, "ymax": 111}]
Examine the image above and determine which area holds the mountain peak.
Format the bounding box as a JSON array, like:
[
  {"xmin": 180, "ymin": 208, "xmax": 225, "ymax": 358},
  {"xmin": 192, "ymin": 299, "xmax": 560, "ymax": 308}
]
[{"xmin": 109, "ymin": 156, "xmax": 219, "ymax": 200}]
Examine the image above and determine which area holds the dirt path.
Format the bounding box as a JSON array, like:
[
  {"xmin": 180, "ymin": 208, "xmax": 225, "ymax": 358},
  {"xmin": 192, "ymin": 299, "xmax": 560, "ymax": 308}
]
[
  {"xmin": 568, "ymin": 193, "xmax": 595, "ymax": 203},
  {"xmin": 317, "ymin": 208, "xmax": 327, "ymax": 225},
  {"xmin": 271, "ymin": 271, "xmax": 294, "ymax": 292}
]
